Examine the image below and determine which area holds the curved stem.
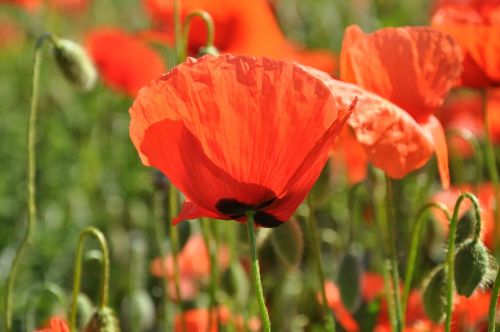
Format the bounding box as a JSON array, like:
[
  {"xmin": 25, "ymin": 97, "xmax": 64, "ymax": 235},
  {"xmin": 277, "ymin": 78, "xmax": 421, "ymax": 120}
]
[
  {"xmin": 384, "ymin": 176, "xmax": 403, "ymax": 332},
  {"xmin": 70, "ymin": 227, "xmax": 110, "ymax": 331},
  {"xmin": 2, "ymin": 33, "xmax": 53, "ymax": 332},
  {"xmin": 402, "ymin": 202, "xmax": 451, "ymax": 322},
  {"xmin": 245, "ymin": 211, "xmax": 271, "ymax": 332},
  {"xmin": 446, "ymin": 128, "xmax": 483, "ymax": 184},
  {"xmin": 181, "ymin": 9, "xmax": 216, "ymax": 59},
  {"xmin": 444, "ymin": 192, "xmax": 482, "ymax": 332},
  {"xmin": 306, "ymin": 196, "xmax": 336, "ymax": 332},
  {"xmin": 481, "ymin": 90, "xmax": 500, "ymax": 253}
]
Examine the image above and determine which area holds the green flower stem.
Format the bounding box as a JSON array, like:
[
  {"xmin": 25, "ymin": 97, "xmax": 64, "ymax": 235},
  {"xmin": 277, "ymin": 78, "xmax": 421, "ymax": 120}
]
[
  {"xmin": 2, "ymin": 33, "xmax": 51, "ymax": 332},
  {"xmin": 444, "ymin": 192, "xmax": 482, "ymax": 332},
  {"xmin": 70, "ymin": 227, "xmax": 110, "ymax": 331},
  {"xmin": 168, "ymin": 184, "xmax": 185, "ymax": 332},
  {"xmin": 201, "ymin": 218, "xmax": 219, "ymax": 331},
  {"xmin": 181, "ymin": 9, "xmax": 216, "ymax": 59},
  {"xmin": 245, "ymin": 211, "xmax": 271, "ymax": 332},
  {"xmin": 402, "ymin": 202, "xmax": 451, "ymax": 322},
  {"xmin": 488, "ymin": 265, "xmax": 500, "ymax": 332},
  {"xmin": 384, "ymin": 176, "xmax": 403, "ymax": 332},
  {"xmin": 446, "ymin": 128, "xmax": 483, "ymax": 184},
  {"xmin": 173, "ymin": 0, "xmax": 183, "ymax": 63},
  {"xmin": 481, "ymin": 90, "xmax": 500, "ymax": 253},
  {"xmin": 306, "ymin": 196, "xmax": 336, "ymax": 332},
  {"xmin": 152, "ymin": 183, "xmax": 170, "ymax": 331}
]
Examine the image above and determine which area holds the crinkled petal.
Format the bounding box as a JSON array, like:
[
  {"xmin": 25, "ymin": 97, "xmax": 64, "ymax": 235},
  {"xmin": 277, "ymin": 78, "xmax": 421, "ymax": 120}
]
[{"xmin": 420, "ymin": 115, "xmax": 450, "ymax": 189}]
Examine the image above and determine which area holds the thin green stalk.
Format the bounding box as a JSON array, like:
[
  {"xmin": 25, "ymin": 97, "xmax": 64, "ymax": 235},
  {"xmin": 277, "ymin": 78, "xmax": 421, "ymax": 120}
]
[
  {"xmin": 168, "ymin": 184, "xmax": 185, "ymax": 332},
  {"xmin": 488, "ymin": 265, "xmax": 500, "ymax": 332},
  {"xmin": 245, "ymin": 211, "xmax": 271, "ymax": 332},
  {"xmin": 306, "ymin": 196, "xmax": 336, "ymax": 332},
  {"xmin": 152, "ymin": 183, "xmax": 170, "ymax": 331},
  {"xmin": 444, "ymin": 192, "xmax": 482, "ymax": 332},
  {"xmin": 481, "ymin": 90, "xmax": 500, "ymax": 253},
  {"xmin": 70, "ymin": 227, "xmax": 110, "ymax": 331},
  {"xmin": 201, "ymin": 218, "xmax": 219, "ymax": 332},
  {"xmin": 402, "ymin": 202, "xmax": 451, "ymax": 322},
  {"xmin": 384, "ymin": 176, "xmax": 403, "ymax": 332},
  {"xmin": 181, "ymin": 10, "xmax": 216, "ymax": 59},
  {"xmin": 3, "ymin": 34, "xmax": 50, "ymax": 332},
  {"xmin": 173, "ymin": 0, "xmax": 183, "ymax": 63}
]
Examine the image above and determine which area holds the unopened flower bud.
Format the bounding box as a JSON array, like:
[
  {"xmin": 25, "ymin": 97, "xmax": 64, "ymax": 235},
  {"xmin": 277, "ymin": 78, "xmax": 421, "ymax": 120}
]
[
  {"xmin": 84, "ymin": 307, "xmax": 120, "ymax": 332},
  {"xmin": 455, "ymin": 210, "xmax": 475, "ymax": 245},
  {"xmin": 76, "ymin": 293, "xmax": 94, "ymax": 329},
  {"xmin": 337, "ymin": 250, "xmax": 362, "ymax": 312},
  {"xmin": 52, "ymin": 37, "xmax": 97, "ymax": 91},
  {"xmin": 423, "ymin": 266, "xmax": 446, "ymax": 323},
  {"xmin": 454, "ymin": 239, "xmax": 491, "ymax": 297},
  {"xmin": 120, "ymin": 290, "xmax": 155, "ymax": 332}
]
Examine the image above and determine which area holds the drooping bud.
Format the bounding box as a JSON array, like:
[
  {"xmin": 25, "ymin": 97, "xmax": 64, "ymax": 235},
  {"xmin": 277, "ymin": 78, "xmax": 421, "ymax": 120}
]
[
  {"xmin": 52, "ymin": 37, "xmax": 97, "ymax": 91},
  {"xmin": 454, "ymin": 239, "xmax": 492, "ymax": 297},
  {"xmin": 455, "ymin": 210, "xmax": 475, "ymax": 245},
  {"xmin": 84, "ymin": 307, "xmax": 120, "ymax": 332},
  {"xmin": 422, "ymin": 266, "xmax": 447, "ymax": 323},
  {"xmin": 337, "ymin": 250, "xmax": 362, "ymax": 312},
  {"xmin": 271, "ymin": 217, "xmax": 304, "ymax": 268}
]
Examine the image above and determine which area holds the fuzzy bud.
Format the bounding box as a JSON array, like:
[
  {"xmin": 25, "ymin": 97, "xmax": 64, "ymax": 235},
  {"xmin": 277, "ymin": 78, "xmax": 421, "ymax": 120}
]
[
  {"xmin": 52, "ymin": 37, "xmax": 97, "ymax": 91},
  {"xmin": 84, "ymin": 307, "xmax": 120, "ymax": 332},
  {"xmin": 423, "ymin": 266, "xmax": 447, "ymax": 323},
  {"xmin": 454, "ymin": 239, "xmax": 491, "ymax": 297},
  {"xmin": 455, "ymin": 210, "xmax": 475, "ymax": 245},
  {"xmin": 337, "ymin": 250, "xmax": 362, "ymax": 312}
]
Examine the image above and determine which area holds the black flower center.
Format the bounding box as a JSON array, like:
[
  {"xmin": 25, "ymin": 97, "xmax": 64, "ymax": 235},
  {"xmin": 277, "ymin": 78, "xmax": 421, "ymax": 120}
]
[{"xmin": 215, "ymin": 197, "xmax": 283, "ymax": 228}]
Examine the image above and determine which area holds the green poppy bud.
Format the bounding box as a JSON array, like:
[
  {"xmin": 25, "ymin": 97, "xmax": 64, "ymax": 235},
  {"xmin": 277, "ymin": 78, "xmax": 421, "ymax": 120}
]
[
  {"xmin": 76, "ymin": 294, "xmax": 94, "ymax": 329},
  {"xmin": 84, "ymin": 307, "xmax": 120, "ymax": 332},
  {"xmin": 455, "ymin": 210, "xmax": 475, "ymax": 245},
  {"xmin": 454, "ymin": 239, "xmax": 491, "ymax": 297},
  {"xmin": 337, "ymin": 250, "xmax": 362, "ymax": 312},
  {"xmin": 120, "ymin": 290, "xmax": 155, "ymax": 332},
  {"xmin": 423, "ymin": 266, "xmax": 446, "ymax": 323},
  {"xmin": 52, "ymin": 37, "xmax": 97, "ymax": 91},
  {"xmin": 271, "ymin": 217, "xmax": 303, "ymax": 268}
]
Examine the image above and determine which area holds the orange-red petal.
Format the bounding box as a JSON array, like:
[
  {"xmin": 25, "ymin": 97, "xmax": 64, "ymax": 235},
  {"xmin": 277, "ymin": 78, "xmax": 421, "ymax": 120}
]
[
  {"xmin": 420, "ymin": 116, "xmax": 450, "ymax": 189},
  {"xmin": 340, "ymin": 25, "xmax": 463, "ymax": 122}
]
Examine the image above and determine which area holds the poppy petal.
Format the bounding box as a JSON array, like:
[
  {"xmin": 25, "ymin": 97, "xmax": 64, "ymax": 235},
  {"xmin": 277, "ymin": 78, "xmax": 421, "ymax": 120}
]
[
  {"xmin": 420, "ymin": 115, "xmax": 450, "ymax": 189},
  {"xmin": 174, "ymin": 199, "xmax": 223, "ymax": 225},
  {"xmin": 130, "ymin": 55, "xmax": 345, "ymax": 222},
  {"xmin": 340, "ymin": 25, "xmax": 463, "ymax": 122}
]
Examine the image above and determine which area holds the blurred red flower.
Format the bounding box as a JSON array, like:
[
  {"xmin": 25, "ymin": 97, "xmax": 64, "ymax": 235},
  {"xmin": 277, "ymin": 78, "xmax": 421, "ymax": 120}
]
[
  {"xmin": 336, "ymin": 25, "xmax": 463, "ymax": 187},
  {"xmin": 0, "ymin": 16, "xmax": 24, "ymax": 50},
  {"xmin": 432, "ymin": 0, "xmax": 500, "ymax": 88},
  {"xmin": 437, "ymin": 89, "xmax": 500, "ymax": 156},
  {"xmin": 432, "ymin": 183, "xmax": 495, "ymax": 248},
  {"xmin": 142, "ymin": 0, "xmax": 338, "ymax": 74},
  {"xmin": 129, "ymin": 54, "xmax": 353, "ymax": 227},
  {"xmin": 34, "ymin": 317, "xmax": 70, "ymax": 332},
  {"xmin": 330, "ymin": 128, "xmax": 368, "ymax": 184},
  {"xmin": 174, "ymin": 306, "xmax": 260, "ymax": 332},
  {"xmin": 452, "ymin": 291, "xmax": 491, "ymax": 331},
  {"xmin": 322, "ymin": 281, "xmax": 360, "ymax": 332},
  {"xmin": 0, "ymin": 0, "xmax": 41, "ymax": 11},
  {"xmin": 85, "ymin": 27, "xmax": 166, "ymax": 97},
  {"xmin": 150, "ymin": 234, "xmax": 230, "ymax": 299}
]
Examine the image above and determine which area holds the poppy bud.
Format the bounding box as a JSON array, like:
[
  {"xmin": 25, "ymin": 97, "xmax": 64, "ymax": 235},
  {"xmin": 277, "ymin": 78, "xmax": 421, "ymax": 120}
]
[
  {"xmin": 455, "ymin": 210, "xmax": 475, "ymax": 245},
  {"xmin": 337, "ymin": 250, "xmax": 362, "ymax": 312},
  {"xmin": 84, "ymin": 307, "xmax": 120, "ymax": 332},
  {"xmin": 422, "ymin": 266, "xmax": 446, "ymax": 323},
  {"xmin": 196, "ymin": 46, "xmax": 220, "ymax": 57},
  {"xmin": 76, "ymin": 294, "xmax": 94, "ymax": 329},
  {"xmin": 52, "ymin": 37, "xmax": 97, "ymax": 91},
  {"xmin": 271, "ymin": 218, "xmax": 303, "ymax": 268},
  {"xmin": 454, "ymin": 239, "xmax": 492, "ymax": 297},
  {"xmin": 120, "ymin": 290, "xmax": 155, "ymax": 332}
]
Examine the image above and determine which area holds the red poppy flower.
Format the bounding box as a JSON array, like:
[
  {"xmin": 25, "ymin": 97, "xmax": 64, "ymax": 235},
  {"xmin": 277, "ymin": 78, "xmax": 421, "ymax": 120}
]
[
  {"xmin": 0, "ymin": 0, "xmax": 41, "ymax": 11},
  {"xmin": 432, "ymin": 183, "xmax": 495, "ymax": 248},
  {"xmin": 34, "ymin": 317, "xmax": 70, "ymax": 332},
  {"xmin": 129, "ymin": 54, "xmax": 353, "ymax": 227},
  {"xmin": 452, "ymin": 291, "xmax": 491, "ymax": 331},
  {"xmin": 85, "ymin": 27, "xmax": 166, "ymax": 97},
  {"xmin": 437, "ymin": 89, "xmax": 500, "ymax": 156},
  {"xmin": 150, "ymin": 234, "xmax": 230, "ymax": 299},
  {"xmin": 142, "ymin": 0, "xmax": 338, "ymax": 74},
  {"xmin": 174, "ymin": 306, "xmax": 260, "ymax": 332},
  {"xmin": 322, "ymin": 281, "xmax": 360, "ymax": 332},
  {"xmin": 336, "ymin": 25, "xmax": 463, "ymax": 187},
  {"xmin": 330, "ymin": 127, "xmax": 369, "ymax": 184},
  {"xmin": 432, "ymin": 1, "xmax": 500, "ymax": 88}
]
